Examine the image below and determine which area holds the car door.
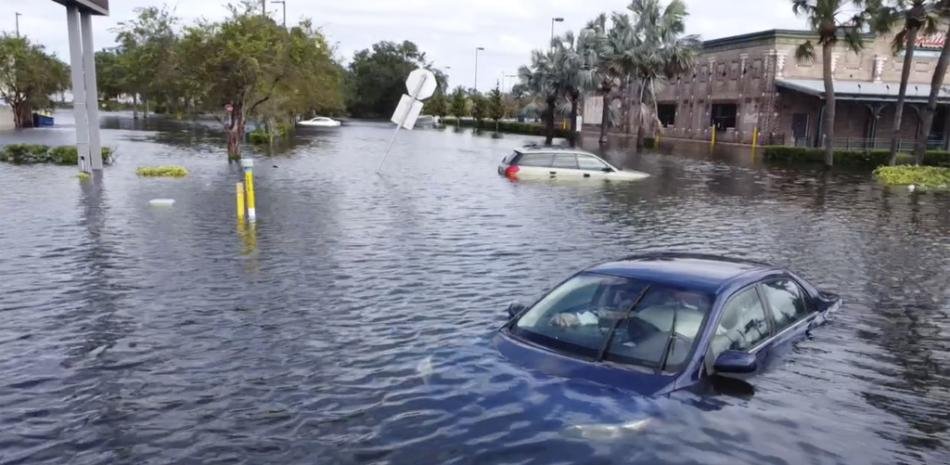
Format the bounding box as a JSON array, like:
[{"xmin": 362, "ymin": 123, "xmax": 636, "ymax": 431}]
[
  {"xmin": 756, "ymin": 277, "xmax": 819, "ymax": 366},
  {"xmin": 576, "ymin": 154, "xmax": 613, "ymax": 179},
  {"xmin": 705, "ymin": 285, "xmax": 773, "ymax": 377},
  {"xmin": 551, "ymin": 153, "xmax": 582, "ymax": 179},
  {"xmin": 514, "ymin": 153, "xmax": 555, "ymax": 179}
]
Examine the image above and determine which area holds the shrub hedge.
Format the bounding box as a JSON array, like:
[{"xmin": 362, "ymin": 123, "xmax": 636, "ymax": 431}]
[
  {"xmin": 762, "ymin": 146, "xmax": 950, "ymax": 169},
  {"xmin": 443, "ymin": 118, "xmax": 571, "ymax": 139},
  {"xmin": 874, "ymin": 166, "xmax": 950, "ymax": 189},
  {"xmin": 0, "ymin": 144, "xmax": 114, "ymax": 165},
  {"xmin": 136, "ymin": 165, "xmax": 189, "ymax": 177}
]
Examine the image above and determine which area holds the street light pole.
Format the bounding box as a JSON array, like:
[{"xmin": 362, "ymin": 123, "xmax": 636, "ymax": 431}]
[
  {"xmin": 261, "ymin": 0, "xmax": 267, "ymax": 16},
  {"xmin": 15, "ymin": 12, "xmax": 21, "ymax": 38},
  {"xmin": 272, "ymin": 0, "xmax": 286, "ymax": 27},
  {"xmin": 474, "ymin": 47, "xmax": 485, "ymax": 92},
  {"xmin": 551, "ymin": 17, "xmax": 564, "ymax": 48}
]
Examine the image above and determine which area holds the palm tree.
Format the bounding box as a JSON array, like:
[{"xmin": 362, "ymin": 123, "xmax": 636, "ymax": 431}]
[
  {"xmin": 628, "ymin": 0, "xmax": 700, "ymax": 149},
  {"xmin": 792, "ymin": 0, "xmax": 880, "ymax": 168},
  {"xmin": 876, "ymin": 1, "xmax": 939, "ymax": 164},
  {"xmin": 518, "ymin": 49, "xmax": 560, "ymax": 145},
  {"xmin": 552, "ymin": 32, "xmax": 595, "ymax": 147},
  {"xmin": 913, "ymin": 0, "xmax": 950, "ymax": 164},
  {"xmin": 579, "ymin": 13, "xmax": 638, "ymax": 144}
]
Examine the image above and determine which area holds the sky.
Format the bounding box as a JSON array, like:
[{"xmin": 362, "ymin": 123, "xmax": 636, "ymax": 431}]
[{"xmin": 1, "ymin": 0, "xmax": 806, "ymax": 92}]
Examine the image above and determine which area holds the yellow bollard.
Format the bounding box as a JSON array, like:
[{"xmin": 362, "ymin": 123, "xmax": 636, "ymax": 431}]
[
  {"xmin": 656, "ymin": 132, "xmax": 661, "ymax": 148},
  {"xmin": 236, "ymin": 182, "xmax": 245, "ymax": 220},
  {"xmin": 710, "ymin": 125, "xmax": 717, "ymax": 148},
  {"xmin": 241, "ymin": 158, "xmax": 256, "ymax": 222},
  {"xmin": 752, "ymin": 127, "xmax": 759, "ymax": 150}
]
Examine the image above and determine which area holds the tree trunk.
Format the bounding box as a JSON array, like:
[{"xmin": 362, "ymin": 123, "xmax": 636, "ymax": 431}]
[
  {"xmin": 133, "ymin": 94, "xmax": 139, "ymax": 120},
  {"xmin": 144, "ymin": 98, "xmax": 150, "ymax": 120},
  {"xmin": 890, "ymin": 26, "xmax": 919, "ymax": 165},
  {"xmin": 599, "ymin": 87, "xmax": 612, "ymax": 144},
  {"xmin": 821, "ymin": 42, "xmax": 836, "ymax": 168},
  {"xmin": 227, "ymin": 106, "xmax": 245, "ymax": 161},
  {"xmin": 544, "ymin": 95, "xmax": 556, "ymax": 145},
  {"xmin": 12, "ymin": 101, "xmax": 33, "ymax": 129},
  {"xmin": 569, "ymin": 91, "xmax": 579, "ymax": 148},
  {"xmin": 635, "ymin": 82, "xmax": 646, "ymax": 149},
  {"xmin": 914, "ymin": 27, "xmax": 950, "ymax": 165},
  {"xmin": 621, "ymin": 79, "xmax": 633, "ymax": 134}
]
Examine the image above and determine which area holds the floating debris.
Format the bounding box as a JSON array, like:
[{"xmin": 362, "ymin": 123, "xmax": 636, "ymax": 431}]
[
  {"xmin": 564, "ymin": 418, "xmax": 652, "ymax": 441},
  {"xmin": 149, "ymin": 199, "xmax": 176, "ymax": 207}
]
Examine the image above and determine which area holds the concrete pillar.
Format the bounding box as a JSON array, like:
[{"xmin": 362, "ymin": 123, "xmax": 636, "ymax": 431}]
[
  {"xmin": 81, "ymin": 11, "xmax": 103, "ymax": 170},
  {"xmin": 873, "ymin": 56, "xmax": 887, "ymax": 83},
  {"xmin": 66, "ymin": 5, "xmax": 91, "ymax": 173}
]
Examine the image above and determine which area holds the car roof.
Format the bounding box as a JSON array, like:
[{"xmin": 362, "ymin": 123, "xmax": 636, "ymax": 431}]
[
  {"xmin": 586, "ymin": 253, "xmax": 778, "ymax": 294},
  {"xmin": 516, "ymin": 146, "xmax": 595, "ymax": 155}
]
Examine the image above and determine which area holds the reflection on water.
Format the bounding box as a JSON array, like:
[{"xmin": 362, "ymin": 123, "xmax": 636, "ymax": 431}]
[{"xmin": 0, "ymin": 114, "xmax": 947, "ymax": 464}]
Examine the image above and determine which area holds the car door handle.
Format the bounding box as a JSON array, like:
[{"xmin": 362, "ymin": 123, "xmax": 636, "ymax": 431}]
[{"xmin": 583, "ymin": 173, "xmax": 591, "ymax": 178}]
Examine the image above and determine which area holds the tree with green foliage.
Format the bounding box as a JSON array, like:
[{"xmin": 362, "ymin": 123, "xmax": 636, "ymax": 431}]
[
  {"xmin": 793, "ymin": 0, "xmax": 881, "ymax": 167},
  {"xmin": 113, "ymin": 5, "xmax": 181, "ymax": 119},
  {"xmin": 0, "ymin": 35, "xmax": 69, "ymax": 128},
  {"xmin": 425, "ymin": 90, "xmax": 449, "ymax": 121},
  {"xmin": 450, "ymin": 86, "xmax": 468, "ymax": 122},
  {"xmin": 95, "ymin": 49, "xmax": 125, "ymax": 104},
  {"xmin": 176, "ymin": 2, "xmax": 344, "ymax": 159},
  {"xmin": 345, "ymin": 41, "xmax": 446, "ymax": 118},
  {"xmin": 519, "ymin": 49, "xmax": 561, "ymax": 145},
  {"xmin": 488, "ymin": 85, "xmax": 505, "ymax": 132},
  {"xmin": 471, "ymin": 91, "xmax": 488, "ymax": 129}
]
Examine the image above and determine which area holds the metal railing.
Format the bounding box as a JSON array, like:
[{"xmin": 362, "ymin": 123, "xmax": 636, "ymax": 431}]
[{"xmin": 817, "ymin": 137, "xmax": 946, "ymax": 151}]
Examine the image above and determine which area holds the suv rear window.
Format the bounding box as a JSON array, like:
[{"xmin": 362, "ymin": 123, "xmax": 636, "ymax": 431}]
[{"xmin": 516, "ymin": 153, "xmax": 554, "ymax": 167}]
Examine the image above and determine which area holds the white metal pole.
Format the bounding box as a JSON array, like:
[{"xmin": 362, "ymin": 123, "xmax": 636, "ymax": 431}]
[
  {"xmin": 376, "ymin": 73, "xmax": 429, "ymax": 174},
  {"xmin": 81, "ymin": 11, "xmax": 103, "ymax": 170},
  {"xmin": 15, "ymin": 12, "xmax": 21, "ymax": 38},
  {"xmin": 66, "ymin": 5, "xmax": 92, "ymax": 173}
]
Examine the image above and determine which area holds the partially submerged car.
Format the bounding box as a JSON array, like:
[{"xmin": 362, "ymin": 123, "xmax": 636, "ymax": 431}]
[
  {"xmin": 498, "ymin": 147, "xmax": 649, "ymax": 181},
  {"xmin": 495, "ymin": 253, "xmax": 840, "ymax": 396},
  {"xmin": 298, "ymin": 116, "xmax": 342, "ymax": 128}
]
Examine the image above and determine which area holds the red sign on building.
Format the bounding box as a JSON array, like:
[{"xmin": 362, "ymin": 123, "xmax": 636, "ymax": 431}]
[{"xmin": 916, "ymin": 33, "xmax": 945, "ymax": 50}]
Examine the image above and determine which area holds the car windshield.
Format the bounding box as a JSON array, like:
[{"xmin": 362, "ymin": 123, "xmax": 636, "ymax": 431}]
[{"xmin": 512, "ymin": 273, "xmax": 713, "ymax": 373}]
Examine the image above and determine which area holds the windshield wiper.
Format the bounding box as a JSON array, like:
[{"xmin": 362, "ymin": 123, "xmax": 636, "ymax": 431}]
[
  {"xmin": 658, "ymin": 302, "xmax": 680, "ymax": 374},
  {"xmin": 596, "ymin": 286, "xmax": 651, "ymax": 362}
]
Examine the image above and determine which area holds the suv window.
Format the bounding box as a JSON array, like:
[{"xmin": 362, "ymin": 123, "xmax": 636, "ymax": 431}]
[
  {"xmin": 760, "ymin": 279, "xmax": 810, "ymax": 331},
  {"xmin": 516, "ymin": 153, "xmax": 554, "ymax": 167},
  {"xmin": 709, "ymin": 287, "xmax": 770, "ymax": 360},
  {"xmin": 553, "ymin": 154, "xmax": 578, "ymax": 169},
  {"xmin": 577, "ymin": 155, "xmax": 609, "ymax": 171}
]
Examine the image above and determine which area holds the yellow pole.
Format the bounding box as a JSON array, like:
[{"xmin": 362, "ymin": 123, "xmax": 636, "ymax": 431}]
[
  {"xmin": 752, "ymin": 127, "xmax": 759, "ymax": 150},
  {"xmin": 241, "ymin": 159, "xmax": 256, "ymax": 222},
  {"xmin": 236, "ymin": 182, "xmax": 245, "ymax": 220},
  {"xmin": 656, "ymin": 131, "xmax": 661, "ymax": 148},
  {"xmin": 710, "ymin": 125, "xmax": 717, "ymax": 148}
]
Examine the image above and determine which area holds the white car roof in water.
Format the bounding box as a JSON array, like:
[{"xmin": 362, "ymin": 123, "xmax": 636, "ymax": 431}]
[{"xmin": 517, "ymin": 146, "xmax": 595, "ymax": 155}]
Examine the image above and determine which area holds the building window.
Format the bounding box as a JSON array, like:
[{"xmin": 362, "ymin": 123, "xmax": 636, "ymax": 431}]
[
  {"xmin": 658, "ymin": 104, "xmax": 677, "ymax": 127},
  {"xmin": 711, "ymin": 103, "xmax": 737, "ymax": 129}
]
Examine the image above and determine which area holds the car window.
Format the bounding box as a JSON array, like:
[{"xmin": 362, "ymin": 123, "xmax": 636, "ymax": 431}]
[
  {"xmin": 552, "ymin": 154, "xmax": 578, "ymax": 169},
  {"xmin": 516, "ymin": 153, "xmax": 554, "ymax": 167},
  {"xmin": 503, "ymin": 151, "xmax": 519, "ymax": 164},
  {"xmin": 760, "ymin": 279, "xmax": 810, "ymax": 331},
  {"xmin": 577, "ymin": 155, "xmax": 609, "ymax": 171},
  {"xmin": 606, "ymin": 288, "xmax": 712, "ymax": 372},
  {"xmin": 709, "ymin": 287, "xmax": 770, "ymax": 361}
]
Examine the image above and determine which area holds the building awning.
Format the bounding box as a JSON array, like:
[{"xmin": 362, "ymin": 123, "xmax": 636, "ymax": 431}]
[{"xmin": 776, "ymin": 78, "xmax": 950, "ymax": 103}]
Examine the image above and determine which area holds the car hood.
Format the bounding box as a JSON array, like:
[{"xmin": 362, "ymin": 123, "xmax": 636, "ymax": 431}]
[{"xmin": 493, "ymin": 330, "xmax": 676, "ymax": 397}]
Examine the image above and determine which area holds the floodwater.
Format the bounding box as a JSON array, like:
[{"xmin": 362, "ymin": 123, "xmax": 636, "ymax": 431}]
[{"xmin": 0, "ymin": 113, "xmax": 948, "ymax": 465}]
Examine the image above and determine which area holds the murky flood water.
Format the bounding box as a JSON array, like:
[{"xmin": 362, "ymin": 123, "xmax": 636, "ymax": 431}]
[{"xmin": 1, "ymin": 113, "xmax": 948, "ymax": 464}]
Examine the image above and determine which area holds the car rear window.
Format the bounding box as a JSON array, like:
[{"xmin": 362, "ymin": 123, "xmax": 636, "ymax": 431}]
[
  {"xmin": 516, "ymin": 153, "xmax": 554, "ymax": 167},
  {"xmin": 503, "ymin": 151, "xmax": 519, "ymax": 164}
]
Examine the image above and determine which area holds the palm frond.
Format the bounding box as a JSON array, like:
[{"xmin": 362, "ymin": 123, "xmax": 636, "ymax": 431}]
[{"xmin": 795, "ymin": 40, "xmax": 816, "ymax": 63}]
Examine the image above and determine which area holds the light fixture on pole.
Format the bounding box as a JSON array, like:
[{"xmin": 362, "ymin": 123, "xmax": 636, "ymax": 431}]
[
  {"xmin": 551, "ymin": 17, "xmax": 564, "ymax": 47},
  {"xmin": 474, "ymin": 47, "xmax": 485, "ymax": 92},
  {"xmin": 272, "ymin": 0, "xmax": 286, "ymax": 27},
  {"xmin": 15, "ymin": 12, "xmax": 21, "ymax": 38}
]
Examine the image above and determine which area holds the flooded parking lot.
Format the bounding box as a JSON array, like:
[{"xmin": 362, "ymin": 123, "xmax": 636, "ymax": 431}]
[{"xmin": 0, "ymin": 114, "xmax": 948, "ymax": 464}]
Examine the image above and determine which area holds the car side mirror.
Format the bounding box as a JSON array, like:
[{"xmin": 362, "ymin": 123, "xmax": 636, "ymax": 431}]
[
  {"xmin": 507, "ymin": 302, "xmax": 527, "ymax": 319},
  {"xmin": 601, "ymin": 167, "xmax": 613, "ymax": 173},
  {"xmin": 713, "ymin": 350, "xmax": 757, "ymax": 374}
]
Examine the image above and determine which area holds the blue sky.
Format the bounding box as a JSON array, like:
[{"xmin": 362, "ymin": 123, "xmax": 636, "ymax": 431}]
[{"xmin": 2, "ymin": 0, "xmax": 805, "ymax": 91}]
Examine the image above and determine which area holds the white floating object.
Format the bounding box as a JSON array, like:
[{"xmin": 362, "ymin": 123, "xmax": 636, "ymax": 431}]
[
  {"xmin": 907, "ymin": 184, "xmax": 917, "ymax": 192},
  {"xmin": 149, "ymin": 199, "xmax": 176, "ymax": 207}
]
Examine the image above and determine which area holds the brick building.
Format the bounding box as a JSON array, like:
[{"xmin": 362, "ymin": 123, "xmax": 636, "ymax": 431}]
[{"xmin": 584, "ymin": 29, "xmax": 950, "ymax": 149}]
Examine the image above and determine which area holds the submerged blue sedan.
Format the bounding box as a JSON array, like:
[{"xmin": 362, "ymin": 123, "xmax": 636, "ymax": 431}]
[{"xmin": 495, "ymin": 253, "xmax": 840, "ymax": 396}]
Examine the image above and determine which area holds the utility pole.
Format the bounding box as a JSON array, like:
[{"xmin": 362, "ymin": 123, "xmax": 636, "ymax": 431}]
[
  {"xmin": 272, "ymin": 0, "xmax": 286, "ymax": 27},
  {"xmin": 261, "ymin": 0, "xmax": 266, "ymax": 16},
  {"xmin": 15, "ymin": 12, "xmax": 21, "ymax": 38},
  {"xmin": 474, "ymin": 47, "xmax": 485, "ymax": 92}
]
